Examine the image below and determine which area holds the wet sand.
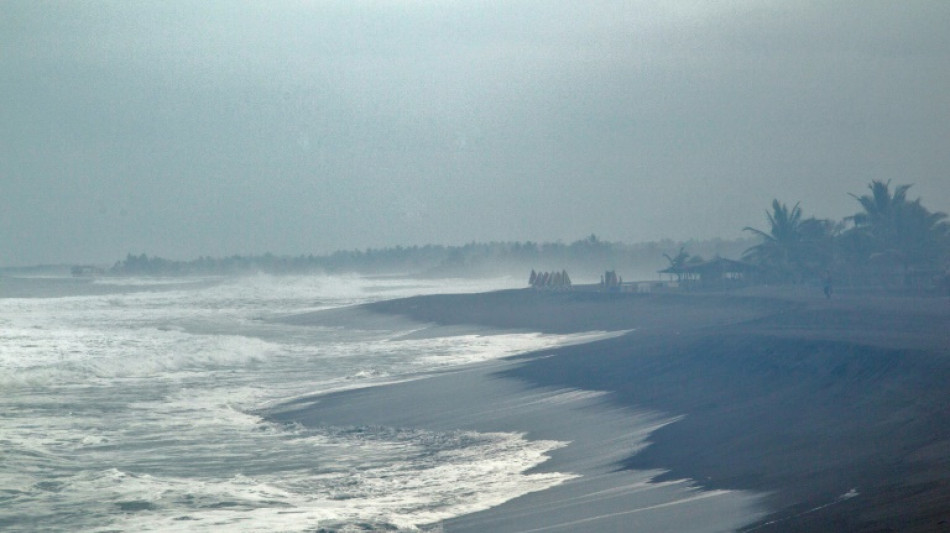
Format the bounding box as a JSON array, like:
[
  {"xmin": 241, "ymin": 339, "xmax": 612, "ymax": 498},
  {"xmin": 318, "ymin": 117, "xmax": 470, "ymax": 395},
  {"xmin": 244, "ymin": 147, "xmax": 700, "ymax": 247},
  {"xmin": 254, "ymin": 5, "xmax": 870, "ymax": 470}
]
[{"xmin": 275, "ymin": 287, "xmax": 950, "ymax": 532}]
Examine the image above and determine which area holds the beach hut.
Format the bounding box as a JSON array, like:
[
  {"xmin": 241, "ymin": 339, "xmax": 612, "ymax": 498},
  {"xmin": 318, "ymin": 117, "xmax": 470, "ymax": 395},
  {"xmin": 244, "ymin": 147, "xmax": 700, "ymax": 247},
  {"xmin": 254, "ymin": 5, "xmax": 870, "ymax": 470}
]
[{"xmin": 659, "ymin": 257, "xmax": 759, "ymax": 290}]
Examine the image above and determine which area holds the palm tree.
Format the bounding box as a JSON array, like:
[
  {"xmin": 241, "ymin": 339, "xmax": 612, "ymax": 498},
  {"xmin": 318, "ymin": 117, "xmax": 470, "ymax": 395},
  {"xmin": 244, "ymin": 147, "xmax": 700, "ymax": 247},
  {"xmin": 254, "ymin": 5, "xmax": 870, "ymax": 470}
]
[
  {"xmin": 662, "ymin": 247, "xmax": 692, "ymax": 282},
  {"xmin": 848, "ymin": 180, "xmax": 912, "ymax": 227},
  {"xmin": 743, "ymin": 200, "xmax": 803, "ymax": 280},
  {"xmin": 846, "ymin": 180, "xmax": 912, "ymax": 260},
  {"xmin": 743, "ymin": 200, "xmax": 837, "ymax": 281},
  {"xmin": 846, "ymin": 180, "xmax": 949, "ymax": 276}
]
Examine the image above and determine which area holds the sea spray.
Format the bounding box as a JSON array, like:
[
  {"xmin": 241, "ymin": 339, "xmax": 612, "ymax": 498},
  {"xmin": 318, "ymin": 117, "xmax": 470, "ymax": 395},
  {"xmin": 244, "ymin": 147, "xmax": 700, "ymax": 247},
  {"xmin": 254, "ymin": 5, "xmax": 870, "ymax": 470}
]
[{"xmin": 0, "ymin": 274, "xmax": 596, "ymax": 532}]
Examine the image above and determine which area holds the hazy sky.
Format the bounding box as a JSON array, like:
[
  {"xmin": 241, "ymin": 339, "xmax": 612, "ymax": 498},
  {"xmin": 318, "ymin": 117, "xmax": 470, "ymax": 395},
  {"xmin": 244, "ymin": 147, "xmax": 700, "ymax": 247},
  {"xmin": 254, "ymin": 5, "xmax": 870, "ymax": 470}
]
[{"xmin": 3, "ymin": 1, "xmax": 949, "ymax": 266}]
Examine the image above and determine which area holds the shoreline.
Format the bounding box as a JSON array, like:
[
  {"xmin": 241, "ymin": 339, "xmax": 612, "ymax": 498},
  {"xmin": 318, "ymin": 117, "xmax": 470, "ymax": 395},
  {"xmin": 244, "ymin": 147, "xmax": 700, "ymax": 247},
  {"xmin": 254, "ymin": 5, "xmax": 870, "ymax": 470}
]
[
  {"xmin": 275, "ymin": 287, "xmax": 950, "ymax": 531},
  {"xmin": 267, "ymin": 347, "xmax": 767, "ymax": 532}
]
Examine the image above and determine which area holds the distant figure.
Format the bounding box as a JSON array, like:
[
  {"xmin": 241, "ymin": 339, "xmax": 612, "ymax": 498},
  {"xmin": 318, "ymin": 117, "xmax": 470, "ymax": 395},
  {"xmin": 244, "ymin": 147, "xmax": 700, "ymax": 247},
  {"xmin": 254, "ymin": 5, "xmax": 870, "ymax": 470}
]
[{"xmin": 821, "ymin": 270, "xmax": 833, "ymax": 299}]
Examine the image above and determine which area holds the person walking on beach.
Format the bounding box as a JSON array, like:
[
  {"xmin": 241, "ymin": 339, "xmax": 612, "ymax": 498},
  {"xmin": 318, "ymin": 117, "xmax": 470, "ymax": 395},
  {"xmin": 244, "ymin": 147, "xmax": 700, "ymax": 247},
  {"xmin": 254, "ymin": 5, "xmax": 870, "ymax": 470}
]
[{"xmin": 821, "ymin": 270, "xmax": 833, "ymax": 299}]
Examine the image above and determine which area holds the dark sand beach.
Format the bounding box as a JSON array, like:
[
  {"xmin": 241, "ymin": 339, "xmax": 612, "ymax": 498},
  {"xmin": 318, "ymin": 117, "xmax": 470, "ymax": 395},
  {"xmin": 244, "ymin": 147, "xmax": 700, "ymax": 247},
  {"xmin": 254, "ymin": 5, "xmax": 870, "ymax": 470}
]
[{"xmin": 273, "ymin": 287, "xmax": 950, "ymax": 532}]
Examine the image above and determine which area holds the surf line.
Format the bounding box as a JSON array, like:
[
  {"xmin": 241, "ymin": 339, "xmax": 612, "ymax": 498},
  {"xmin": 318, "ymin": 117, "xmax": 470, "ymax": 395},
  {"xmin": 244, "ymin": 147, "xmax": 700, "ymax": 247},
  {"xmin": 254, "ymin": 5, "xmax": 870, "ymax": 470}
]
[
  {"xmin": 516, "ymin": 489, "xmax": 736, "ymax": 533},
  {"xmin": 742, "ymin": 488, "xmax": 860, "ymax": 531}
]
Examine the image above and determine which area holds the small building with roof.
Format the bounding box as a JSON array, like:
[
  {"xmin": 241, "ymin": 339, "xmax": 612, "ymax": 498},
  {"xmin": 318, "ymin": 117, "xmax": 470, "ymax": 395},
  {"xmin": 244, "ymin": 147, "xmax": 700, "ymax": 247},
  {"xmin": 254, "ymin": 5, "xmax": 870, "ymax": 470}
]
[{"xmin": 659, "ymin": 257, "xmax": 760, "ymax": 289}]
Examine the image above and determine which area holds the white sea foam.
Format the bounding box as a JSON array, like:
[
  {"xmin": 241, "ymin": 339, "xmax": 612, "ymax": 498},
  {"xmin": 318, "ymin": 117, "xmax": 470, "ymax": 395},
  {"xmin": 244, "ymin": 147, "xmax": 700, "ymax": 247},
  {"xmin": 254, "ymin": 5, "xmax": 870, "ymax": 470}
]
[
  {"xmin": 0, "ymin": 274, "xmax": 596, "ymax": 532},
  {"xmin": 94, "ymin": 430, "xmax": 574, "ymax": 532}
]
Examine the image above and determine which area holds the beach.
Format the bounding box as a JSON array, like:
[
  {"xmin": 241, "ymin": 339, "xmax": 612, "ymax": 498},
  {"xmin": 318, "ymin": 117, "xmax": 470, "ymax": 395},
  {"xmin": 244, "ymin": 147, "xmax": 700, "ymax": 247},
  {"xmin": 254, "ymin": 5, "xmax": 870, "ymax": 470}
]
[{"xmin": 271, "ymin": 286, "xmax": 950, "ymax": 532}]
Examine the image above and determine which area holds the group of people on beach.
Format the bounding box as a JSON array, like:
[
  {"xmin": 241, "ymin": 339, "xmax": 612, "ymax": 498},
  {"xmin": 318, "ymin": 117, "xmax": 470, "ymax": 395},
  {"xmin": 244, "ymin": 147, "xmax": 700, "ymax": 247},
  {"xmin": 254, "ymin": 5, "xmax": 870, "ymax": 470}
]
[
  {"xmin": 529, "ymin": 269, "xmax": 572, "ymax": 290},
  {"xmin": 601, "ymin": 270, "xmax": 624, "ymax": 292}
]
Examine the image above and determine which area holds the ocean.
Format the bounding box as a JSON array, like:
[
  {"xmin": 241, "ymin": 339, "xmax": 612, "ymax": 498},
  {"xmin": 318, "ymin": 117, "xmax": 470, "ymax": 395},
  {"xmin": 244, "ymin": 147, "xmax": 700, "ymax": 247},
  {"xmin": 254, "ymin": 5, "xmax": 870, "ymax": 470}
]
[{"xmin": 0, "ymin": 273, "xmax": 610, "ymax": 532}]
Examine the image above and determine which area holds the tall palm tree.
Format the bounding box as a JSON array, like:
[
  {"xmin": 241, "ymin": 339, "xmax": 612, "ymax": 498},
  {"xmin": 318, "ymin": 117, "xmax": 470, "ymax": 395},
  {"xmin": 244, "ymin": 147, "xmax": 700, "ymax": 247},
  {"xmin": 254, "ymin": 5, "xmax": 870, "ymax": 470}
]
[
  {"xmin": 848, "ymin": 180, "xmax": 913, "ymax": 230},
  {"xmin": 846, "ymin": 180, "xmax": 949, "ymax": 271},
  {"xmin": 743, "ymin": 200, "xmax": 803, "ymax": 279},
  {"xmin": 743, "ymin": 200, "xmax": 836, "ymax": 281},
  {"xmin": 846, "ymin": 180, "xmax": 912, "ymax": 258}
]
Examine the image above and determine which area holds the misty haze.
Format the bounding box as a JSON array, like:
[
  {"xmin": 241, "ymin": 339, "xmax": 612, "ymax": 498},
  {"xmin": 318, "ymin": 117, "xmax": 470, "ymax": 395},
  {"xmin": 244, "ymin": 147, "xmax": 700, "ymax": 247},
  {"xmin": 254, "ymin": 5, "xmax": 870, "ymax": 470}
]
[{"xmin": 2, "ymin": 2, "xmax": 950, "ymax": 532}]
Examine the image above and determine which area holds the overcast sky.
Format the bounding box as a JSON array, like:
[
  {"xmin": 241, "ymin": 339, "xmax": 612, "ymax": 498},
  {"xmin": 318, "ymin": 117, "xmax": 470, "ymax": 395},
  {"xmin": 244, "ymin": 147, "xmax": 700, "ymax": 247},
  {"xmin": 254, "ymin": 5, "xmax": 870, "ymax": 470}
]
[{"xmin": 2, "ymin": 1, "xmax": 949, "ymax": 266}]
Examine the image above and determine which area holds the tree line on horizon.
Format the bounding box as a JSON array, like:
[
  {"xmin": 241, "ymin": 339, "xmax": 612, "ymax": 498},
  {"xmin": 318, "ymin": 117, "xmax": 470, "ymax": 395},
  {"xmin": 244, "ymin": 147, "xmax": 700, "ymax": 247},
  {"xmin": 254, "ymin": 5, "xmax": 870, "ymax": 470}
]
[
  {"xmin": 732, "ymin": 180, "xmax": 949, "ymax": 288},
  {"xmin": 108, "ymin": 236, "xmax": 748, "ymax": 279},
  {"xmin": 107, "ymin": 180, "xmax": 947, "ymax": 287}
]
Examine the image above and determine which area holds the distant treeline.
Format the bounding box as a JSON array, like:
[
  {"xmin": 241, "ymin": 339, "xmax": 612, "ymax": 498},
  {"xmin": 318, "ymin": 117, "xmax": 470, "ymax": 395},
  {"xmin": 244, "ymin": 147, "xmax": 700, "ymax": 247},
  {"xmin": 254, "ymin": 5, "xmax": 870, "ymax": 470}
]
[
  {"xmin": 100, "ymin": 181, "xmax": 950, "ymax": 291},
  {"xmin": 108, "ymin": 236, "xmax": 752, "ymax": 280}
]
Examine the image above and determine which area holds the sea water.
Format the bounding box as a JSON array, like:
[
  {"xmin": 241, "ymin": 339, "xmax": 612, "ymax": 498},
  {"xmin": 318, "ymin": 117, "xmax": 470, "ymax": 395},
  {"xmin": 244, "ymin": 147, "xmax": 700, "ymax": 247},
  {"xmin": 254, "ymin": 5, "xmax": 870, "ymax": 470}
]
[{"xmin": 0, "ymin": 273, "xmax": 603, "ymax": 532}]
